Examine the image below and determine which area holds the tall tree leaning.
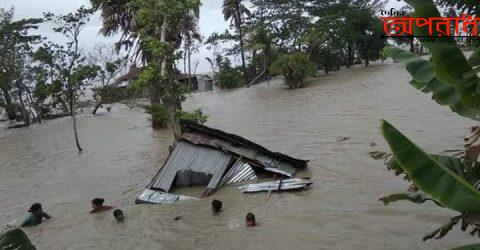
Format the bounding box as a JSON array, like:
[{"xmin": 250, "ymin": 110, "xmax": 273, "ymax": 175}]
[{"xmin": 222, "ymin": 0, "xmax": 250, "ymax": 71}]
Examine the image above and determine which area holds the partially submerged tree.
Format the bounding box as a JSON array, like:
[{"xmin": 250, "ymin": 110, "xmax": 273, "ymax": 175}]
[
  {"xmin": 92, "ymin": 0, "xmax": 203, "ymax": 135},
  {"xmin": 0, "ymin": 7, "xmax": 42, "ymax": 122},
  {"xmin": 36, "ymin": 7, "xmax": 100, "ymax": 152},
  {"xmin": 269, "ymin": 53, "xmax": 316, "ymax": 89},
  {"xmin": 86, "ymin": 44, "xmax": 126, "ymax": 114}
]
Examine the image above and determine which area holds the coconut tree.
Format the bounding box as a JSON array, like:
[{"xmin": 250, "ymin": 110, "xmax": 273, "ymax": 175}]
[
  {"xmin": 178, "ymin": 11, "xmax": 202, "ymax": 90},
  {"xmin": 222, "ymin": 0, "xmax": 251, "ymax": 71},
  {"xmin": 91, "ymin": 0, "xmax": 201, "ymax": 133}
]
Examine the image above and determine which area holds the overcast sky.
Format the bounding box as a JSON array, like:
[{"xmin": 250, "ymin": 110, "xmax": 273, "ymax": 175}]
[{"xmin": 1, "ymin": 0, "xmax": 403, "ymax": 74}]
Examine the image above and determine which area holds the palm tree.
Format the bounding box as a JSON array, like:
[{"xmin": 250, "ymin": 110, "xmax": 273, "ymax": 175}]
[
  {"xmin": 178, "ymin": 11, "xmax": 202, "ymax": 90},
  {"xmin": 245, "ymin": 24, "xmax": 274, "ymax": 86},
  {"xmin": 222, "ymin": 0, "xmax": 251, "ymax": 71},
  {"xmin": 92, "ymin": 0, "xmax": 201, "ymax": 132}
]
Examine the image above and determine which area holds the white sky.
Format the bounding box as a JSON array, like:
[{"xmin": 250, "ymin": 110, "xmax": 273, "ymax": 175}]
[{"xmin": 1, "ymin": 0, "xmax": 404, "ymax": 74}]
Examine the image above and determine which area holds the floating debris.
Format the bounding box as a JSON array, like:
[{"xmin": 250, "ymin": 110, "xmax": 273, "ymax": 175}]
[
  {"xmin": 135, "ymin": 189, "xmax": 196, "ymax": 204},
  {"xmin": 238, "ymin": 178, "xmax": 313, "ymax": 193},
  {"xmin": 337, "ymin": 136, "xmax": 351, "ymax": 142}
]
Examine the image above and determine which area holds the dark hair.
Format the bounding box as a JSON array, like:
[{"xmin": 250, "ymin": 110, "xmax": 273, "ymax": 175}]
[
  {"xmin": 246, "ymin": 212, "xmax": 255, "ymax": 221},
  {"xmin": 113, "ymin": 209, "xmax": 123, "ymax": 217},
  {"xmin": 92, "ymin": 198, "xmax": 105, "ymax": 206},
  {"xmin": 212, "ymin": 199, "xmax": 222, "ymax": 212},
  {"xmin": 28, "ymin": 203, "xmax": 42, "ymax": 213}
]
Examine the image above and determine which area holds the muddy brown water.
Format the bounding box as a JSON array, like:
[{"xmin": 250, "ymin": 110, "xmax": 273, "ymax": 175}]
[{"xmin": 1, "ymin": 61, "xmax": 478, "ymax": 249}]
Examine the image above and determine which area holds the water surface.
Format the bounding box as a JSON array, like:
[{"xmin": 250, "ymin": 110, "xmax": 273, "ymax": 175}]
[{"xmin": 0, "ymin": 61, "xmax": 476, "ymax": 249}]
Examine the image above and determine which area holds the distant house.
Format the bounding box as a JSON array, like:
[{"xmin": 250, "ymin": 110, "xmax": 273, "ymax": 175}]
[{"xmin": 114, "ymin": 66, "xmax": 213, "ymax": 93}]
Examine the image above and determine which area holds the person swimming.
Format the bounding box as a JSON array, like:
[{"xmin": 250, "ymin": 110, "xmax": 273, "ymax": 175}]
[
  {"xmin": 246, "ymin": 212, "xmax": 257, "ymax": 227},
  {"xmin": 90, "ymin": 198, "xmax": 113, "ymax": 213},
  {"xmin": 113, "ymin": 209, "xmax": 124, "ymax": 222},
  {"xmin": 211, "ymin": 199, "xmax": 222, "ymax": 214},
  {"xmin": 20, "ymin": 203, "xmax": 52, "ymax": 227}
]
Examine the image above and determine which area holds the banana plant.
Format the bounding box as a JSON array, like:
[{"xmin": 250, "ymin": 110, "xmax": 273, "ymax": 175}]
[
  {"xmin": 377, "ymin": 0, "xmax": 480, "ymax": 247},
  {"xmin": 376, "ymin": 120, "xmax": 480, "ymax": 242}
]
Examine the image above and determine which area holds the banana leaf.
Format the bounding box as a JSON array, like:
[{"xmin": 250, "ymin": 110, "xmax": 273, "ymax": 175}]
[
  {"xmin": 0, "ymin": 228, "xmax": 36, "ymax": 250},
  {"xmin": 451, "ymin": 243, "xmax": 480, "ymax": 250},
  {"xmin": 381, "ymin": 120, "xmax": 480, "ymax": 213},
  {"xmin": 469, "ymin": 50, "xmax": 480, "ymax": 68},
  {"xmin": 370, "ymin": 149, "xmax": 480, "ymax": 186},
  {"xmin": 385, "ymin": 47, "xmax": 480, "ymax": 120},
  {"xmin": 404, "ymin": 0, "xmax": 480, "ymax": 110}
]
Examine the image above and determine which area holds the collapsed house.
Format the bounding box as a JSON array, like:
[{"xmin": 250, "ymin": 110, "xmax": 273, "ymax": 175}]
[{"xmin": 136, "ymin": 122, "xmax": 311, "ymax": 204}]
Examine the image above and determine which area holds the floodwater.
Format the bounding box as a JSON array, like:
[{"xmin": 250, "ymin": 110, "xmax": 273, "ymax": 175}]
[{"xmin": 0, "ymin": 60, "xmax": 478, "ymax": 249}]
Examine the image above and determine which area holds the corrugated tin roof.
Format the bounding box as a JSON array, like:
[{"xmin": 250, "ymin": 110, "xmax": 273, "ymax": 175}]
[
  {"xmin": 150, "ymin": 141, "xmax": 232, "ymax": 192},
  {"xmin": 219, "ymin": 160, "xmax": 257, "ymax": 186},
  {"xmin": 180, "ymin": 121, "xmax": 309, "ymax": 169}
]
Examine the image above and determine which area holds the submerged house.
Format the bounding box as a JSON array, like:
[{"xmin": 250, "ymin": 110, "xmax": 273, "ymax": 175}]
[{"xmin": 136, "ymin": 121, "xmax": 310, "ymax": 204}]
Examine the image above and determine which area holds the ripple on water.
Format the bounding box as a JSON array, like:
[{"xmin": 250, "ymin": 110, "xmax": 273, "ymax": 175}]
[{"xmin": 0, "ymin": 61, "xmax": 478, "ymax": 249}]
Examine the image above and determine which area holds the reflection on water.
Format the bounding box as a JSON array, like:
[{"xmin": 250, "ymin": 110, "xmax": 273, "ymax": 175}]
[{"xmin": 0, "ymin": 61, "xmax": 477, "ymax": 249}]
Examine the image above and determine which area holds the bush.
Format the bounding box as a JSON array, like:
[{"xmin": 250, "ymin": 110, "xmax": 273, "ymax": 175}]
[
  {"xmin": 95, "ymin": 86, "xmax": 129, "ymax": 103},
  {"xmin": 214, "ymin": 67, "xmax": 245, "ymax": 89},
  {"xmin": 176, "ymin": 109, "xmax": 208, "ymax": 124},
  {"xmin": 269, "ymin": 53, "xmax": 316, "ymax": 89},
  {"xmin": 143, "ymin": 104, "xmax": 169, "ymax": 129}
]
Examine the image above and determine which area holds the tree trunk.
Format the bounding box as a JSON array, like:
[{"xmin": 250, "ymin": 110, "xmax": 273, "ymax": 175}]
[
  {"xmin": 16, "ymin": 86, "xmax": 29, "ymax": 126},
  {"xmin": 92, "ymin": 102, "xmax": 103, "ymax": 115},
  {"xmin": 71, "ymin": 94, "xmax": 82, "ymax": 152},
  {"xmin": 347, "ymin": 44, "xmax": 353, "ymax": 68},
  {"xmin": 160, "ymin": 16, "xmax": 182, "ymax": 139},
  {"xmin": 187, "ymin": 38, "xmax": 192, "ymax": 91},
  {"xmin": 2, "ymin": 89, "xmax": 16, "ymax": 120},
  {"xmin": 24, "ymin": 87, "xmax": 41, "ymax": 124},
  {"xmin": 236, "ymin": 7, "xmax": 247, "ymax": 71}
]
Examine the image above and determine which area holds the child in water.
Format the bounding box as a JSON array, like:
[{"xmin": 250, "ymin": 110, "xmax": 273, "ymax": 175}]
[
  {"xmin": 90, "ymin": 198, "xmax": 113, "ymax": 213},
  {"xmin": 21, "ymin": 203, "xmax": 52, "ymax": 227},
  {"xmin": 113, "ymin": 209, "xmax": 124, "ymax": 222},
  {"xmin": 211, "ymin": 199, "xmax": 222, "ymax": 214},
  {"xmin": 246, "ymin": 212, "xmax": 257, "ymax": 227}
]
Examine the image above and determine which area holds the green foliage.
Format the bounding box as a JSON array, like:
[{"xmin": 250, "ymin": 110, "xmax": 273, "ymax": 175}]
[
  {"xmin": 404, "ymin": 0, "xmax": 480, "ymax": 111},
  {"xmin": 143, "ymin": 104, "xmax": 169, "ymax": 128},
  {"xmin": 214, "ymin": 58, "xmax": 245, "ymax": 89},
  {"xmin": 95, "ymin": 86, "xmax": 129, "ymax": 104},
  {"xmin": 0, "ymin": 228, "xmax": 36, "ymax": 250},
  {"xmin": 451, "ymin": 243, "xmax": 480, "ymax": 250},
  {"xmin": 269, "ymin": 53, "xmax": 316, "ymax": 89},
  {"xmin": 175, "ymin": 109, "xmax": 208, "ymax": 124},
  {"xmin": 381, "ymin": 120, "xmax": 480, "ymax": 214},
  {"xmin": 386, "ymin": 46, "xmax": 480, "ymax": 120},
  {"xmin": 377, "ymin": 1, "xmax": 480, "ymax": 246}
]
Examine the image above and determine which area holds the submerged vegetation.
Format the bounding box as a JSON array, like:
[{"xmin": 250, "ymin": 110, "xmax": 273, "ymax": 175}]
[
  {"xmin": 269, "ymin": 53, "xmax": 316, "ymax": 89},
  {"xmin": 206, "ymin": 0, "xmax": 387, "ymax": 89}
]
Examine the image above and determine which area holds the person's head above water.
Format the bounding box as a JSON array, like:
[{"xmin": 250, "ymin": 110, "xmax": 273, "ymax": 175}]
[
  {"xmin": 28, "ymin": 203, "xmax": 43, "ymax": 216},
  {"xmin": 246, "ymin": 212, "xmax": 256, "ymax": 227},
  {"xmin": 113, "ymin": 209, "xmax": 124, "ymax": 222},
  {"xmin": 91, "ymin": 198, "xmax": 105, "ymax": 209},
  {"xmin": 211, "ymin": 199, "xmax": 222, "ymax": 213}
]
